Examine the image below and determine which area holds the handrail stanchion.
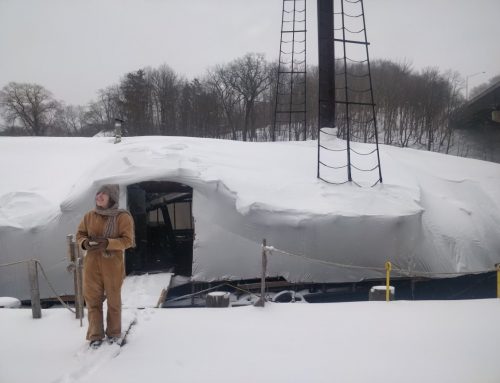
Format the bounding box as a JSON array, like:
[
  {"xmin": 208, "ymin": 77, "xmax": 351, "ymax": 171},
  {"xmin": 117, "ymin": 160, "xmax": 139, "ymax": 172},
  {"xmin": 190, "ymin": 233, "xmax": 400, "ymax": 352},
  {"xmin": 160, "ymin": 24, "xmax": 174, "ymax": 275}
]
[
  {"xmin": 28, "ymin": 259, "xmax": 42, "ymax": 318},
  {"xmin": 255, "ymin": 239, "xmax": 267, "ymax": 307},
  {"xmin": 385, "ymin": 261, "xmax": 392, "ymax": 302}
]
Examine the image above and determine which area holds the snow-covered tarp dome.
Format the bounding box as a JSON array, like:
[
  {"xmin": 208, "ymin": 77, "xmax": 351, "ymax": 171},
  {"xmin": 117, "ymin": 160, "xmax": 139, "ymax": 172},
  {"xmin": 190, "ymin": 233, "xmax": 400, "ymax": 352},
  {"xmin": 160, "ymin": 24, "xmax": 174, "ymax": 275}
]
[{"xmin": 1, "ymin": 136, "xmax": 499, "ymax": 300}]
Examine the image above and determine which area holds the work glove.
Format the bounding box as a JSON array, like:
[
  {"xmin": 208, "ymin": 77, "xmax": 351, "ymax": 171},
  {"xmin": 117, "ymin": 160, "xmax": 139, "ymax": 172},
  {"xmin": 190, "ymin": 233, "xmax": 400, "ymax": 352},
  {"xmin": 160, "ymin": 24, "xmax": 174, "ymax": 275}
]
[
  {"xmin": 82, "ymin": 239, "xmax": 92, "ymax": 250},
  {"xmin": 92, "ymin": 238, "xmax": 109, "ymax": 251},
  {"xmin": 82, "ymin": 238, "xmax": 108, "ymax": 251}
]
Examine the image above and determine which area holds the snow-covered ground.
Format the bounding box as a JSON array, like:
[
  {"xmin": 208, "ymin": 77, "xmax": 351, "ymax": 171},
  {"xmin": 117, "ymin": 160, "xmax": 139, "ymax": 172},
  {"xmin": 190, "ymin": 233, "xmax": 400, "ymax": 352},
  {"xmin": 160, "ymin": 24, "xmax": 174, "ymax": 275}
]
[
  {"xmin": 1, "ymin": 300, "xmax": 499, "ymax": 383},
  {"xmin": 1, "ymin": 135, "xmax": 499, "ymax": 382}
]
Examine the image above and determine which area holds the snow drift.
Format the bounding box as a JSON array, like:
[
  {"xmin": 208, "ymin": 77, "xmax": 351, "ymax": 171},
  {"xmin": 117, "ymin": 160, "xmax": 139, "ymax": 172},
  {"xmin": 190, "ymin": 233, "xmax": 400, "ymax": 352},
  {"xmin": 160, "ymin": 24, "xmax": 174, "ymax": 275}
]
[
  {"xmin": 0, "ymin": 135, "xmax": 499, "ymax": 300},
  {"xmin": 2, "ymin": 300, "xmax": 500, "ymax": 383}
]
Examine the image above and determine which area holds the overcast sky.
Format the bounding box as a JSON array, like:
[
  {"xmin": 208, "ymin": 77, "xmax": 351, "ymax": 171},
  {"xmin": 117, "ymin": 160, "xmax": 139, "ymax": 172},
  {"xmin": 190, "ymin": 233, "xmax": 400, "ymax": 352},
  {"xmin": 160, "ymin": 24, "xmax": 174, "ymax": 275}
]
[{"xmin": 0, "ymin": 0, "xmax": 499, "ymax": 106}]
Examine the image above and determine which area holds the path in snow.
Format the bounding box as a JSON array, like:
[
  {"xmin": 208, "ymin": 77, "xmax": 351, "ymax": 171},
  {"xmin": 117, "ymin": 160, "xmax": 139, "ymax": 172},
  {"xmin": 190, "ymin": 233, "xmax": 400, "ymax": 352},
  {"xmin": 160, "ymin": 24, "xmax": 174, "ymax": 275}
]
[{"xmin": 53, "ymin": 310, "xmax": 138, "ymax": 383}]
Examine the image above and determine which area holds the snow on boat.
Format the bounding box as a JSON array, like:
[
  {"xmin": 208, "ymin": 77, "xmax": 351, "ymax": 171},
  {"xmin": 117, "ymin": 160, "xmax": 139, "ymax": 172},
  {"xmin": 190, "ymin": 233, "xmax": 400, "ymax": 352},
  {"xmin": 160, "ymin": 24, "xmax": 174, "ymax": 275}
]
[{"xmin": 1, "ymin": 135, "xmax": 499, "ymax": 300}]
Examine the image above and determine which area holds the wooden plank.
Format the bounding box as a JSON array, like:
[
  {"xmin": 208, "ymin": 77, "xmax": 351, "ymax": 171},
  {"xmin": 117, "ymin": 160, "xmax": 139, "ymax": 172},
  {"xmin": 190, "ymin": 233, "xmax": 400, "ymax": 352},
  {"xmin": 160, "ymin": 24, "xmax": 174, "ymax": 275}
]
[{"xmin": 122, "ymin": 272, "xmax": 173, "ymax": 308}]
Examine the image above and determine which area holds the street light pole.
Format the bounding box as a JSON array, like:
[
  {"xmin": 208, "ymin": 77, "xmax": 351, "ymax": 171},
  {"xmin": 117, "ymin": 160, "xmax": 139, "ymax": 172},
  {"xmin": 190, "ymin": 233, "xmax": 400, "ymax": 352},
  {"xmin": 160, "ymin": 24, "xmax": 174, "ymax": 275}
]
[{"xmin": 465, "ymin": 71, "xmax": 486, "ymax": 101}]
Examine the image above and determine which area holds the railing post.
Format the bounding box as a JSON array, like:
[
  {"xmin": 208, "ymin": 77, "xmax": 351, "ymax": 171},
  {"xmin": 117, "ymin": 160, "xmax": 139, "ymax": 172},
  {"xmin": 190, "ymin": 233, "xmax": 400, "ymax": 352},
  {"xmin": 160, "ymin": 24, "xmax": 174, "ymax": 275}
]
[
  {"xmin": 385, "ymin": 261, "xmax": 392, "ymax": 303},
  {"xmin": 28, "ymin": 259, "xmax": 42, "ymax": 319},
  {"xmin": 67, "ymin": 235, "xmax": 79, "ymax": 319},
  {"xmin": 68, "ymin": 234, "xmax": 84, "ymax": 323},
  {"xmin": 75, "ymin": 242, "xmax": 85, "ymax": 325},
  {"xmin": 255, "ymin": 239, "xmax": 267, "ymax": 307}
]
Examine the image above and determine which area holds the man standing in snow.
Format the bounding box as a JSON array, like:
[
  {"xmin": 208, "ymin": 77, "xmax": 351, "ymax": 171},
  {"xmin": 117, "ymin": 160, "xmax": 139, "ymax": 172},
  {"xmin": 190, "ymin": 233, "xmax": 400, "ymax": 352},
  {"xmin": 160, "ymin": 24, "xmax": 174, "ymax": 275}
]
[{"xmin": 76, "ymin": 184, "xmax": 135, "ymax": 349}]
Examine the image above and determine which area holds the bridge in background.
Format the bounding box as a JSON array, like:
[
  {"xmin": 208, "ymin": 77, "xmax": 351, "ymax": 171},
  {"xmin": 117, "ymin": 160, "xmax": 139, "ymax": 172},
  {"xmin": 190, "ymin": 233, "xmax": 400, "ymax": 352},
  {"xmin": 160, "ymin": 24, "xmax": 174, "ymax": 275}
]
[
  {"xmin": 454, "ymin": 80, "xmax": 500, "ymax": 127},
  {"xmin": 451, "ymin": 80, "xmax": 500, "ymax": 164}
]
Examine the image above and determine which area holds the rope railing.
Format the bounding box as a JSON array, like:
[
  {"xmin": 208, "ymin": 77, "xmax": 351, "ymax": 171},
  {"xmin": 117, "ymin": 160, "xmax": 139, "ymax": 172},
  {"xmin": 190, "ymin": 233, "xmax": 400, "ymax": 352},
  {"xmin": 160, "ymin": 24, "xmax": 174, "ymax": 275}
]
[
  {"xmin": 266, "ymin": 245, "xmax": 390, "ymax": 273},
  {"xmin": 35, "ymin": 260, "xmax": 76, "ymax": 313},
  {"xmin": 0, "ymin": 260, "xmax": 34, "ymax": 268},
  {"xmin": 262, "ymin": 243, "xmax": 496, "ymax": 278},
  {"xmin": 0, "ymin": 258, "xmax": 76, "ymax": 315}
]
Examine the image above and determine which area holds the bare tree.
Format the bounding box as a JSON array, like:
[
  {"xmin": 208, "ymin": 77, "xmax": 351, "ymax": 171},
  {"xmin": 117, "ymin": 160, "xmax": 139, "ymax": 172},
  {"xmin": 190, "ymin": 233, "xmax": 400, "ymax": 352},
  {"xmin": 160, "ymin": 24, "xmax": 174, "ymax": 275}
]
[
  {"xmin": 227, "ymin": 53, "xmax": 271, "ymax": 141},
  {"xmin": 206, "ymin": 65, "xmax": 242, "ymax": 140},
  {"xmin": 84, "ymin": 86, "xmax": 123, "ymax": 135},
  {"xmin": 147, "ymin": 64, "xmax": 180, "ymax": 135},
  {"xmin": 0, "ymin": 82, "xmax": 60, "ymax": 136},
  {"xmin": 55, "ymin": 105, "xmax": 87, "ymax": 135}
]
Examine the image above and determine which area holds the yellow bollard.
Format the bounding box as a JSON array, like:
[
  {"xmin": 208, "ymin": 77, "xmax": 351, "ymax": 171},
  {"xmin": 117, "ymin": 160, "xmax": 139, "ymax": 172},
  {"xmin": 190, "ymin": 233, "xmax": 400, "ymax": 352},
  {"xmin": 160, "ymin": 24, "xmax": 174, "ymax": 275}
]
[
  {"xmin": 385, "ymin": 261, "xmax": 392, "ymax": 302},
  {"xmin": 496, "ymin": 264, "xmax": 500, "ymax": 299}
]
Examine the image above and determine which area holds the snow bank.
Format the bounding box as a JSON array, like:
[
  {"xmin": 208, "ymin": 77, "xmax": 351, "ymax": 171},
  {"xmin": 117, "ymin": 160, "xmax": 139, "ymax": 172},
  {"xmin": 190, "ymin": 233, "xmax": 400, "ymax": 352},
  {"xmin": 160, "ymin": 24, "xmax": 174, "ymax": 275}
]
[
  {"xmin": 1, "ymin": 300, "xmax": 499, "ymax": 383},
  {"xmin": 0, "ymin": 297, "xmax": 21, "ymax": 308},
  {"xmin": 1, "ymin": 136, "xmax": 499, "ymax": 299}
]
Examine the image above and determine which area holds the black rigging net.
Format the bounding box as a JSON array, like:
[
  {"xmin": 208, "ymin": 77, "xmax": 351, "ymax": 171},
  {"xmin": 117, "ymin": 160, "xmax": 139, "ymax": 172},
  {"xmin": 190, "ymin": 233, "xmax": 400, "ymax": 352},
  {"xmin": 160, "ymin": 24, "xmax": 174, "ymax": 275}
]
[
  {"xmin": 272, "ymin": 0, "xmax": 308, "ymax": 141},
  {"xmin": 317, "ymin": 0, "xmax": 382, "ymax": 186}
]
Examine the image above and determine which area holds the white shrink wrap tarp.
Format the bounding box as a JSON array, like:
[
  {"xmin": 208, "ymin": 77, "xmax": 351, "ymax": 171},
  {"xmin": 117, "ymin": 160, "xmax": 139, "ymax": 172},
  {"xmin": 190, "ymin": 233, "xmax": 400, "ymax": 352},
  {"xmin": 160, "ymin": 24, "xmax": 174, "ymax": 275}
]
[{"xmin": 1, "ymin": 136, "xmax": 499, "ymax": 299}]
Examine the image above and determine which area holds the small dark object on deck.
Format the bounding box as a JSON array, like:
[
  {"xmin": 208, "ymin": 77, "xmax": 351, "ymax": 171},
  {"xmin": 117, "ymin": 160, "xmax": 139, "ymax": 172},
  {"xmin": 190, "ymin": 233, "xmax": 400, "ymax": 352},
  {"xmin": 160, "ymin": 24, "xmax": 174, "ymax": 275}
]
[
  {"xmin": 206, "ymin": 292, "xmax": 230, "ymax": 307},
  {"xmin": 369, "ymin": 286, "xmax": 395, "ymax": 301}
]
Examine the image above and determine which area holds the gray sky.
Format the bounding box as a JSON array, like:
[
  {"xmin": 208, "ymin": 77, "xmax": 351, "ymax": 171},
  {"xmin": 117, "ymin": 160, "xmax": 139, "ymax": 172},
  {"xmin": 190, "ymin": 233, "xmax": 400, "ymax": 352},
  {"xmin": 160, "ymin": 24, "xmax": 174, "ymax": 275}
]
[{"xmin": 0, "ymin": 0, "xmax": 499, "ymax": 106}]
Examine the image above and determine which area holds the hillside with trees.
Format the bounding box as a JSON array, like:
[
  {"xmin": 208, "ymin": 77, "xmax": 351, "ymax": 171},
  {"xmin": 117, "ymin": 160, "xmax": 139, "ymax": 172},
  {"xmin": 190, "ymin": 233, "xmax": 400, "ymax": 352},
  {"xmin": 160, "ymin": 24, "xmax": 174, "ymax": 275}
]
[{"xmin": 1, "ymin": 53, "xmax": 496, "ymax": 161}]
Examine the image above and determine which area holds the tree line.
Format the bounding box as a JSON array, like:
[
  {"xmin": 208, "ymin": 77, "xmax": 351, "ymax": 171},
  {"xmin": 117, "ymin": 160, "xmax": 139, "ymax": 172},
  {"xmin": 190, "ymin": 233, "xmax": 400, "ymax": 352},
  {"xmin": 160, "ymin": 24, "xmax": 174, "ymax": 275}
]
[{"xmin": 0, "ymin": 52, "xmax": 478, "ymax": 156}]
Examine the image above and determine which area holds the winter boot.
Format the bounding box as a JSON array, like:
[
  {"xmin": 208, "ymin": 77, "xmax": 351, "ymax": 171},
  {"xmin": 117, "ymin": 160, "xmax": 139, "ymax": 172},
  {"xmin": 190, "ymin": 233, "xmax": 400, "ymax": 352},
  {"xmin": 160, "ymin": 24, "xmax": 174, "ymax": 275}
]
[
  {"xmin": 106, "ymin": 336, "xmax": 121, "ymax": 345},
  {"xmin": 89, "ymin": 340, "xmax": 103, "ymax": 349}
]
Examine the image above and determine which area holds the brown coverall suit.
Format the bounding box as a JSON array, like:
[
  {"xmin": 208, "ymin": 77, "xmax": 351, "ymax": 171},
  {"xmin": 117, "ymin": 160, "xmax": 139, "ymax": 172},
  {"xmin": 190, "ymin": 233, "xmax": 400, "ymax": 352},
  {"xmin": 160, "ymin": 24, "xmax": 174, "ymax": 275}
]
[{"xmin": 76, "ymin": 211, "xmax": 134, "ymax": 341}]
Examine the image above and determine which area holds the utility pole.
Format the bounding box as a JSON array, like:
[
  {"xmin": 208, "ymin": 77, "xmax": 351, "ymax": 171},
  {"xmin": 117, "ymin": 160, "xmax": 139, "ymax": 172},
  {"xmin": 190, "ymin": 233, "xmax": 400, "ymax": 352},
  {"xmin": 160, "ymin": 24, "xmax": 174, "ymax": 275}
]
[{"xmin": 465, "ymin": 71, "xmax": 486, "ymax": 101}]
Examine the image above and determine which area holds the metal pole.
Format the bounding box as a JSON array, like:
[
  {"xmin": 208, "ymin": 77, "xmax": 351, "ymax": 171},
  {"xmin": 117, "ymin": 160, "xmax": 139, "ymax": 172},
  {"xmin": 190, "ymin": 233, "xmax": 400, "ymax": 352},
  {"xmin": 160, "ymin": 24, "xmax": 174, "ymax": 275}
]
[
  {"xmin": 465, "ymin": 71, "xmax": 486, "ymax": 101},
  {"xmin": 385, "ymin": 261, "xmax": 392, "ymax": 302},
  {"xmin": 317, "ymin": 0, "xmax": 335, "ymax": 180},
  {"xmin": 67, "ymin": 235, "xmax": 81, "ymax": 319},
  {"xmin": 360, "ymin": 0, "xmax": 383, "ymax": 183},
  {"xmin": 75, "ymin": 244, "xmax": 84, "ymax": 325},
  {"xmin": 287, "ymin": 0, "xmax": 298, "ymax": 140},
  {"xmin": 340, "ymin": 0, "xmax": 352, "ymax": 182},
  {"xmin": 272, "ymin": 0, "xmax": 286, "ymax": 142},
  {"xmin": 303, "ymin": 0, "xmax": 308, "ymax": 141},
  {"xmin": 255, "ymin": 239, "xmax": 268, "ymax": 307},
  {"xmin": 28, "ymin": 260, "xmax": 42, "ymax": 319}
]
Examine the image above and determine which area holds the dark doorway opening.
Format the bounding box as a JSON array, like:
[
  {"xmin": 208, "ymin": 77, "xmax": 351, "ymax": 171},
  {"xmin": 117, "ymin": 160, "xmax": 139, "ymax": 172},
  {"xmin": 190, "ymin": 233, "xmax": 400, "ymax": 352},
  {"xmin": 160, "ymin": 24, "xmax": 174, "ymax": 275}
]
[{"xmin": 126, "ymin": 181, "xmax": 194, "ymax": 276}]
